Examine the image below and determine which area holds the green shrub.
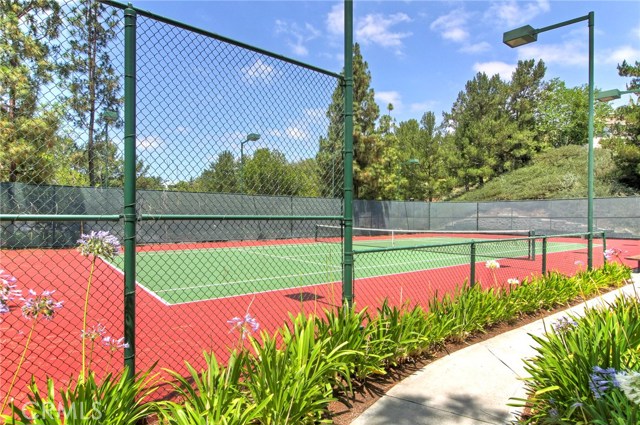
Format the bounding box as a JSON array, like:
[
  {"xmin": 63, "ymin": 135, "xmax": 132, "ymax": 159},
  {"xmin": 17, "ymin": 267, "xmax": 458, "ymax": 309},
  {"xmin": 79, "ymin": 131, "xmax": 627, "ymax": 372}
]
[{"xmin": 514, "ymin": 291, "xmax": 640, "ymax": 424}]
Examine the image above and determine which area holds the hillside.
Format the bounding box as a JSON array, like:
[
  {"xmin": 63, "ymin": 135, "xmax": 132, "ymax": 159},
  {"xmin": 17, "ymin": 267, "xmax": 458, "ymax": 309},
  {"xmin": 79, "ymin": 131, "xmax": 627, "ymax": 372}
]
[{"xmin": 450, "ymin": 145, "xmax": 638, "ymax": 201}]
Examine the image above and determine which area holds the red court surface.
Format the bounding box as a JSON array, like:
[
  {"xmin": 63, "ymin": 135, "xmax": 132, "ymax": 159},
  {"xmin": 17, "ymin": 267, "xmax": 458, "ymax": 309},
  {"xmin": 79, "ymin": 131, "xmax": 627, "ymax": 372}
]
[{"xmin": 1, "ymin": 236, "xmax": 639, "ymax": 409}]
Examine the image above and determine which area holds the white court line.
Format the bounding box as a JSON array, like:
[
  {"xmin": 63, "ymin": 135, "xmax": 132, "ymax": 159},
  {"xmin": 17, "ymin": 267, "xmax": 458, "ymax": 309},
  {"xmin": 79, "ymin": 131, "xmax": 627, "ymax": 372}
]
[
  {"xmin": 250, "ymin": 249, "xmax": 341, "ymax": 268},
  {"xmin": 98, "ymin": 240, "xmax": 594, "ymax": 307}
]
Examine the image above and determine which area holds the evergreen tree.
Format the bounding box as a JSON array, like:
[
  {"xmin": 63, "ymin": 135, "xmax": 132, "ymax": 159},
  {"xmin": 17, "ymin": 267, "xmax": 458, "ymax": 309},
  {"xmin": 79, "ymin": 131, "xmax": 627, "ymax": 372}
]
[
  {"xmin": 0, "ymin": 0, "xmax": 62, "ymax": 184},
  {"xmin": 195, "ymin": 151, "xmax": 239, "ymax": 193},
  {"xmin": 63, "ymin": 0, "xmax": 121, "ymax": 187},
  {"xmin": 317, "ymin": 43, "xmax": 381, "ymax": 199},
  {"xmin": 601, "ymin": 60, "xmax": 640, "ymax": 188},
  {"xmin": 444, "ymin": 72, "xmax": 513, "ymax": 190}
]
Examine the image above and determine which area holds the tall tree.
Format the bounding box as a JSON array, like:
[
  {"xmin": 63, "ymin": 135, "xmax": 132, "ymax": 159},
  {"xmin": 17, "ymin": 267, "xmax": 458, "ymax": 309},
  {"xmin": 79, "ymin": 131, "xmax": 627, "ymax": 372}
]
[
  {"xmin": 537, "ymin": 79, "xmax": 611, "ymax": 148},
  {"xmin": 504, "ymin": 59, "xmax": 548, "ymax": 170},
  {"xmin": 317, "ymin": 42, "xmax": 382, "ymax": 199},
  {"xmin": 243, "ymin": 148, "xmax": 298, "ymax": 196},
  {"xmin": 601, "ymin": 60, "xmax": 640, "ymax": 188},
  {"xmin": 195, "ymin": 150, "xmax": 239, "ymax": 193},
  {"xmin": 63, "ymin": 0, "xmax": 121, "ymax": 186},
  {"xmin": 443, "ymin": 72, "xmax": 513, "ymax": 190},
  {"xmin": 0, "ymin": 0, "xmax": 62, "ymax": 184}
]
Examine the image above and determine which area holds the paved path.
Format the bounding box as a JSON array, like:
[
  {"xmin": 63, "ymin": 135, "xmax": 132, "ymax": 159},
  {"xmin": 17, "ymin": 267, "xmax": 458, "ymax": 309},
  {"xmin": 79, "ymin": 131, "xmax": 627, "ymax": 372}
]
[{"xmin": 351, "ymin": 273, "xmax": 640, "ymax": 425}]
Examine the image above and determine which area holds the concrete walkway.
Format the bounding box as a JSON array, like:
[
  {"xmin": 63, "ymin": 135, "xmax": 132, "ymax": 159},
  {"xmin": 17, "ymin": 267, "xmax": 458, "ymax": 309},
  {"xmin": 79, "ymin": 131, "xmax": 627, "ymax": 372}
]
[{"xmin": 351, "ymin": 273, "xmax": 640, "ymax": 425}]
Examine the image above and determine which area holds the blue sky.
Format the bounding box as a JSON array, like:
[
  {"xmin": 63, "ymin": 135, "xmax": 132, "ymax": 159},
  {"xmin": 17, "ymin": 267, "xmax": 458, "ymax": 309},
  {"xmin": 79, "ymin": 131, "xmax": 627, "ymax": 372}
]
[{"xmin": 134, "ymin": 0, "xmax": 640, "ymax": 125}]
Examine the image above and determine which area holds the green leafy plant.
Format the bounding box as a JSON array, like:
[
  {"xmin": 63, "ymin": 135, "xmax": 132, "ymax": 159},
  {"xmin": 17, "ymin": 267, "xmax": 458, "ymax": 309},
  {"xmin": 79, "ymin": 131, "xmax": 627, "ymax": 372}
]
[
  {"xmin": 2, "ymin": 368, "xmax": 157, "ymax": 425},
  {"xmin": 513, "ymin": 291, "xmax": 640, "ymax": 424},
  {"xmin": 246, "ymin": 313, "xmax": 353, "ymax": 424},
  {"xmin": 156, "ymin": 350, "xmax": 268, "ymax": 425}
]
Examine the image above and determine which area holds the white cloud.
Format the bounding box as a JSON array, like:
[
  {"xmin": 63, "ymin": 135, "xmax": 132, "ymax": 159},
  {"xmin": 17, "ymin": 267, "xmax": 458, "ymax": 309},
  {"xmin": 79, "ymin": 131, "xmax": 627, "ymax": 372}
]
[
  {"xmin": 137, "ymin": 136, "xmax": 163, "ymax": 151},
  {"xmin": 430, "ymin": 9, "xmax": 470, "ymax": 43},
  {"xmin": 275, "ymin": 20, "xmax": 320, "ymax": 57},
  {"xmin": 473, "ymin": 61, "xmax": 516, "ymax": 80},
  {"xmin": 409, "ymin": 101, "xmax": 438, "ymax": 114},
  {"xmin": 376, "ymin": 91, "xmax": 403, "ymax": 110},
  {"xmin": 326, "ymin": 3, "xmax": 343, "ymax": 36},
  {"xmin": 460, "ymin": 41, "xmax": 491, "ymax": 54},
  {"xmin": 605, "ymin": 45, "xmax": 640, "ymax": 65},
  {"xmin": 356, "ymin": 13, "xmax": 412, "ymax": 51},
  {"xmin": 485, "ymin": 0, "xmax": 550, "ymax": 28},
  {"xmin": 285, "ymin": 126, "xmax": 308, "ymax": 140},
  {"xmin": 517, "ymin": 41, "xmax": 587, "ymax": 66},
  {"xmin": 241, "ymin": 59, "xmax": 276, "ymax": 84}
]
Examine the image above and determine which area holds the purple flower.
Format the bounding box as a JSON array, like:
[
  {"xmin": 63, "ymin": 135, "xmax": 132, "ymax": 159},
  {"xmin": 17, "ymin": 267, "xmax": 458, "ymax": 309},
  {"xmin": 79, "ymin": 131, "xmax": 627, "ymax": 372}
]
[
  {"xmin": 228, "ymin": 313, "xmax": 260, "ymax": 339},
  {"xmin": 81, "ymin": 323, "xmax": 107, "ymax": 340},
  {"xmin": 77, "ymin": 231, "xmax": 121, "ymax": 260},
  {"xmin": 589, "ymin": 366, "xmax": 619, "ymax": 398},
  {"xmin": 102, "ymin": 336, "xmax": 129, "ymax": 350},
  {"xmin": 553, "ymin": 317, "xmax": 578, "ymax": 333},
  {"xmin": 604, "ymin": 248, "xmax": 622, "ymax": 261},
  {"xmin": 21, "ymin": 289, "xmax": 64, "ymax": 321}
]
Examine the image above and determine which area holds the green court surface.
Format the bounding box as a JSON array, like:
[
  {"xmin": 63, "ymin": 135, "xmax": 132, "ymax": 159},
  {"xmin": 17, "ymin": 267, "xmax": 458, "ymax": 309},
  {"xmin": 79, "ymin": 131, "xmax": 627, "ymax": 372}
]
[{"xmin": 110, "ymin": 238, "xmax": 587, "ymax": 305}]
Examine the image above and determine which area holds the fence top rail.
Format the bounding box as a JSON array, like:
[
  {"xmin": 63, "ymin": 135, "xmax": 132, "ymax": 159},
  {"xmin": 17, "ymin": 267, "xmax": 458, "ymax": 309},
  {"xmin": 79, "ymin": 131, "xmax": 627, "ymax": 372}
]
[
  {"xmin": 98, "ymin": 0, "xmax": 343, "ymax": 80},
  {"xmin": 353, "ymin": 232, "xmax": 593, "ymax": 255},
  {"xmin": 139, "ymin": 214, "xmax": 343, "ymax": 221},
  {"xmin": 0, "ymin": 214, "xmax": 122, "ymax": 222},
  {"xmin": 0, "ymin": 214, "xmax": 343, "ymax": 222}
]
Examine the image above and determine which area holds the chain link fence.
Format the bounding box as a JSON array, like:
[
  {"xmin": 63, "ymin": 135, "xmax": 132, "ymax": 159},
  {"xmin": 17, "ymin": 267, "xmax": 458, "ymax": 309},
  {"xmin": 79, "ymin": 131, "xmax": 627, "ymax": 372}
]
[{"xmin": 1, "ymin": 0, "xmax": 344, "ymax": 406}]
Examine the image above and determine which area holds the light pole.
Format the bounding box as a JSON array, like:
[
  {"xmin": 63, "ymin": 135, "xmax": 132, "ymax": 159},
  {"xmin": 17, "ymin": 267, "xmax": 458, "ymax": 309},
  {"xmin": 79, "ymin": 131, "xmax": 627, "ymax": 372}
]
[
  {"xmin": 398, "ymin": 158, "xmax": 420, "ymax": 200},
  {"xmin": 503, "ymin": 12, "xmax": 595, "ymax": 269},
  {"xmin": 240, "ymin": 133, "xmax": 260, "ymax": 192},
  {"xmin": 102, "ymin": 110, "xmax": 118, "ymax": 188}
]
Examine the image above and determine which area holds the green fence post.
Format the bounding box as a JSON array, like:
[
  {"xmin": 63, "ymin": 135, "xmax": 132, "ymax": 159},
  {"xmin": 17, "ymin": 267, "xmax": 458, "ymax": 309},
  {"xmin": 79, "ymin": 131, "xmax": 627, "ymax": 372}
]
[
  {"xmin": 470, "ymin": 242, "xmax": 476, "ymax": 287},
  {"xmin": 542, "ymin": 237, "xmax": 547, "ymax": 276},
  {"xmin": 123, "ymin": 3, "xmax": 137, "ymax": 378},
  {"xmin": 341, "ymin": 0, "xmax": 354, "ymax": 307}
]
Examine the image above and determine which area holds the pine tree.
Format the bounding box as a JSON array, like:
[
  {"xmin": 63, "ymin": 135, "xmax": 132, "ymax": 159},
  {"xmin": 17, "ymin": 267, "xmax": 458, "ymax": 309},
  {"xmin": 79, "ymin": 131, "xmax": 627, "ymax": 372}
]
[
  {"xmin": 63, "ymin": 0, "xmax": 121, "ymax": 187},
  {"xmin": 317, "ymin": 43, "xmax": 381, "ymax": 199},
  {"xmin": 0, "ymin": 0, "xmax": 62, "ymax": 184}
]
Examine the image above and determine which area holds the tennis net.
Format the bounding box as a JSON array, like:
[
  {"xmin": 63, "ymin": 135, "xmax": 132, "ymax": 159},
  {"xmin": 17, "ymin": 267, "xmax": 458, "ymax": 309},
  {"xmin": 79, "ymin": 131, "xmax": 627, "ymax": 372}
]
[{"xmin": 315, "ymin": 224, "xmax": 536, "ymax": 260}]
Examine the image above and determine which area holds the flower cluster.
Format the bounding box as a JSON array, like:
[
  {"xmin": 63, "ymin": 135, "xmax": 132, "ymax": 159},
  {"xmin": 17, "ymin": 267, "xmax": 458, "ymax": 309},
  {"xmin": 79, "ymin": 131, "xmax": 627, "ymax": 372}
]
[
  {"xmin": 0, "ymin": 270, "xmax": 21, "ymax": 314},
  {"xmin": 604, "ymin": 248, "xmax": 622, "ymax": 261},
  {"xmin": 616, "ymin": 371, "xmax": 640, "ymax": 406},
  {"xmin": 77, "ymin": 231, "xmax": 121, "ymax": 260},
  {"xmin": 507, "ymin": 278, "xmax": 520, "ymax": 285},
  {"xmin": 228, "ymin": 313, "xmax": 260, "ymax": 340},
  {"xmin": 485, "ymin": 260, "xmax": 500, "ymax": 270},
  {"xmin": 102, "ymin": 336, "xmax": 130, "ymax": 351},
  {"xmin": 552, "ymin": 316, "xmax": 578, "ymax": 333},
  {"xmin": 21, "ymin": 289, "xmax": 64, "ymax": 321},
  {"xmin": 589, "ymin": 366, "xmax": 619, "ymax": 399},
  {"xmin": 81, "ymin": 323, "xmax": 107, "ymax": 341}
]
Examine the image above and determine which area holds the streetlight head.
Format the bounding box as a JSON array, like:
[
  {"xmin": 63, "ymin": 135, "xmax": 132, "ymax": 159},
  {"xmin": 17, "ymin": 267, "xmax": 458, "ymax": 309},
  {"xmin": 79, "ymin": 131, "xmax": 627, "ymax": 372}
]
[
  {"xmin": 595, "ymin": 89, "xmax": 622, "ymax": 102},
  {"xmin": 246, "ymin": 133, "xmax": 261, "ymax": 142},
  {"xmin": 503, "ymin": 25, "xmax": 537, "ymax": 47}
]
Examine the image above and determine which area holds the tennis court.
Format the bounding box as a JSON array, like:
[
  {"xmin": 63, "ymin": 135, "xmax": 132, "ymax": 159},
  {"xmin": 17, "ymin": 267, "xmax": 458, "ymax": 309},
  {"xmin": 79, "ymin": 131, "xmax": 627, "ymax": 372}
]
[{"xmin": 110, "ymin": 226, "xmax": 590, "ymax": 305}]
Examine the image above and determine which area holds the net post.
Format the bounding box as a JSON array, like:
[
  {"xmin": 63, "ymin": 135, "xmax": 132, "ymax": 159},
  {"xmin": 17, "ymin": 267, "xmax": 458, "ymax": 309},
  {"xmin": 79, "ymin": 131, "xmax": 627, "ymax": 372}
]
[
  {"xmin": 542, "ymin": 237, "xmax": 547, "ymax": 276},
  {"xmin": 470, "ymin": 242, "xmax": 476, "ymax": 287},
  {"xmin": 123, "ymin": 3, "xmax": 137, "ymax": 379},
  {"xmin": 341, "ymin": 0, "xmax": 354, "ymax": 308},
  {"xmin": 529, "ymin": 230, "xmax": 536, "ymax": 260}
]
